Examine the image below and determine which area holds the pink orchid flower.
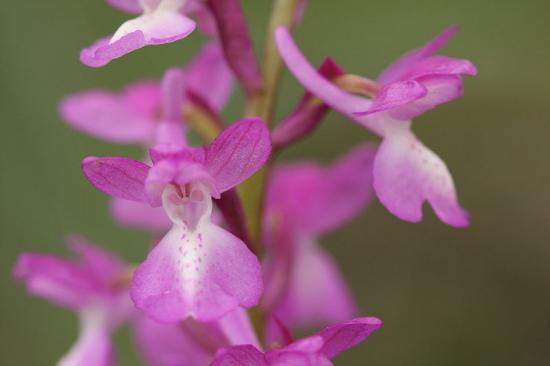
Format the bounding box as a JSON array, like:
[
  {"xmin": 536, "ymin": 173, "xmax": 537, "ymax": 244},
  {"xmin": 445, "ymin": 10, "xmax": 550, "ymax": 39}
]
[
  {"xmin": 275, "ymin": 26, "xmax": 477, "ymax": 227},
  {"xmin": 62, "ymin": 43, "xmax": 233, "ymax": 232},
  {"xmin": 62, "ymin": 42, "xmax": 233, "ymax": 146},
  {"xmin": 262, "ymin": 144, "xmax": 376, "ymax": 330},
  {"xmin": 211, "ymin": 317, "xmax": 382, "ymax": 366},
  {"xmin": 81, "ymin": 0, "xmax": 203, "ymax": 67},
  {"xmin": 13, "ymin": 236, "xmax": 133, "ymax": 366},
  {"xmin": 135, "ymin": 307, "xmax": 260, "ymax": 365},
  {"xmin": 82, "ymin": 118, "xmax": 271, "ymax": 322}
]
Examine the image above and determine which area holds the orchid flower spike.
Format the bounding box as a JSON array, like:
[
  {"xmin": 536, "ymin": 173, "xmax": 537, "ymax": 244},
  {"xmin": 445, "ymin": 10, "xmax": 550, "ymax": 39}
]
[
  {"xmin": 82, "ymin": 118, "xmax": 271, "ymax": 322},
  {"xmin": 13, "ymin": 236, "xmax": 133, "ymax": 366},
  {"xmin": 275, "ymin": 26, "xmax": 477, "ymax": 227},
  {"xmin": 212, "ymin": 317, "xmax": 383, "ymax": 366},
  {"xmin": 262, "ymin": 144, "xmax": 376, "ymax": 330},
  {"xmin": 81, "ymin": 0, "xmax": 198, "ymax": 67}
]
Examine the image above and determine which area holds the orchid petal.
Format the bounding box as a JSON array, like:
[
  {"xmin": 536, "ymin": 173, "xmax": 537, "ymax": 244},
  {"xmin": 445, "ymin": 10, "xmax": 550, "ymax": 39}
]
[
  {"xmin": 81, "ymin": 10, "xmax": 195, "ymax": 67},
  {"xmin": 377, "ymin": 26, "xmax": 459, "ymax": 84},
  {"xmin": 58, "ymin": 314, "xmax": 116, "ymax": 366},
  {"xmin": 275, "ymin": 240, "xmax": 357, "ymax": 329},
  {"xmin": 59, "ymin": 88, "xmax": 156, "ymax": 143},
  {"xmin": 402, "ymin": 55, "xmax": 478, "ymax": 80},
  {"xmin": 134, "ymin": 315, "xmax": 213, "ymax": 366},
  {"xmin": 184, "ymin": 43, "xmax": 234, "ymax": 111},
  {"xmin": 206, "ymin": 118, "xmax": 271, "ymax": 193},
  {"xmin": 13, "ymin": 253, "xmax": 99, "ymax": 310},
  {"xmin": 161, "ymin": 68, "xmax": 185, "ymax": 122},
  {"xmin": 274, "ymin": 28, "xmax": 380, "ymax": 135},
  {"xmin": 131, "ymin": 223, "xmax": 263, "ymax": 322},
  {"xmin": 107, "ymin": 0, "xmax": 141, "ymax": 14},
  {"xmin": 387, "ymin": 75, "xmax": 464, "ymax": 120},
  {"xmin": 82, "ymin": 157, "xmax": 150, "ymax": 203},
  {"xmin": 315, "ymin": 317, "xmax": 383, "ymax": 359},
  {"xmin": 212, "ymin": 345, "xmax": 266, "ymax": 366},
  {"xmin": 353, "ymin": 80, "xmax": 427, "ymax": 117},
  {"xmin": 66, "ymin": 235, "xmax": 126, "ymax": 286},
  {"xmin": 145, "ymin": 158, "xmax": 217, "ymax": 207},
  {"xmin": 110, "ymin": 198, "xmax": 171, "ymax": 232},
  {"xmin": 373, "ymin": 128, "xmax": 469, "ymax": 227}
]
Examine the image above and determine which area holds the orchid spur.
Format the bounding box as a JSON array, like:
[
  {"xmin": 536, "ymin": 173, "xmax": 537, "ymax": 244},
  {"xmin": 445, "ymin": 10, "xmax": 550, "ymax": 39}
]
[
  {"xmin": 82, "ymin": 118, "xmax": 270, "ymax": 322},
  {"xmin": 275, "ymin": 26, "xmax": 477, "ymax": 227}
]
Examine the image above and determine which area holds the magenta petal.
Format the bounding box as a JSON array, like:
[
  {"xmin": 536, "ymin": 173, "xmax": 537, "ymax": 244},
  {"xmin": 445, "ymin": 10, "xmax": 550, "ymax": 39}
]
[
  {"xmin": 403, "ymin": 55, "xmax": 478, "ymax": 80},
  {"xmin": 82, "ymin": 157, "xmax": 150, "ymax": 203},
  {"xmin": 373, "ymin": 129, "xmax": 469, "ymax": 227},
  {"xmin": 110, "ymin": 197, "xmax": 171, "ymax": 232},
  {"xmin": 134, "ymin": 315, "xmax": 213, "ymax": 366},
  {"xmin": 80, "ymin": 32, "xmax": 146, "ymax": 68},
  {"xmin": 161, "ymin": 68, "xmax": 186, "ymax": 121},
  {"xmin": 388, "ymin": 75, "xmax": 464, "ymax": 120},
  {"xmin": 353, "ymin": 80, "xmax": 427, "ymax": 117},
  {"xmin": 315, "ymin": 317, "xmax": 383, "ymax": 359},
  {"xmin": 59, "ymin": 90, "xmax": 155, "ymax": 143},
  {"xmin": 377, "ymin": 26, "xmax": 459, "ymax": 84},
  {"xmin": 67, "ymin": 235, "xmax": 125, "ymax": 286},
  {"xmin": 275, "ymin": 241, "xmax": 357, "ymax": 329},
  {"xmin": 206, "ymin": 118, "xmax": 271, "ymax": 193},
  {"xmin": 212, "ymin": 345, "xmax": 266, "ymax": 366},
  {"xmin": 183, "ymin": 42, "xmax": 234, "ymax": 111},
  {"xmin": 131, "ymin": 223, "xmax": 263, "ymax": 322},
  {"xmin": 13, "ymin": 253, "xmax": 98, "ymax": 309}
]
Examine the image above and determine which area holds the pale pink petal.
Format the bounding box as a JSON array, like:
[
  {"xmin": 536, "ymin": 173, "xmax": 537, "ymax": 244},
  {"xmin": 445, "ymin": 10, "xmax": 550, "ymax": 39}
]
[
  {"xmin": 183, "ymin": 42, "xmax": 234, "ymax": 111},
  {"xmin": 315, "ymin": 317, "xmax": 383, "ymax": 359},
  {"xmin": 275, "ymin": 241, "xmax": 357, "ymax": 330},
  {"xmin": 373, "ymin": 128, "xmax": 469, "ymax": 227},
  {"xmin": 387, "ymin": 75, "xmax": 464, "ymax": 120},
  {"xmin": 377, "ymin": 26, "xmax": 459, "ymax": 84},
  {"xmin": 212, "ymin": 345, "xmax": 266, "ymax": 366},
  {"xmin": 110, "ymin": 197, "xmax": 171, "ymax": 232},
  {"xmin": 82, "ymin": 157, "xmax": 150, "ymax": 203},
  {"xmin": 58, "ymin": 321, "xmax": 116, "ymax": 366},
  {"xmin": 353, "ymin": 80, "xmax": 427, "ymax": 117},
  {"xmin": 134, "ymin": 315, "xmax": 213, "ymax": 366},
  {"xmin": 107, "ymin": 0, "xmax": 141, "ymax": 14},
  {"xmin": 123, "ymin": 80, "xmax": 162, "ymax": 118},
  {"xmin": 13, "ymin": 253, "xmax": 100, "ymax": 310},
  {"xmin": 81, "ymin": 10, "xmax": 195, "ymax": 67},
  {"xmin": 130, "ymin": 223, "xmax": 263, "ymax": 322},
  {"xmin": 206, "ymin": 118, "xmax": 271, "ymax": 193},
  {"xmin": 59, "ymin": 90, "xmax": 155, "ymax": 143}
]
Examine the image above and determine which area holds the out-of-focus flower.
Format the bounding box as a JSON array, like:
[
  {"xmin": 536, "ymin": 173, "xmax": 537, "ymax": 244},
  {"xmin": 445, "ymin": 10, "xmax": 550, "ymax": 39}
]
[
  {"xmin": 81, "ymin": 0, "xmax": 200, "ymax": 67},
  {"xmin": 135, "ymin": 307, "xmax": 260, "ymax": 366},
  {"xmin": 82, "ymin": 119, "xmax": 271, "ymax": 322},
  {"xmin": 13, "ymin": 236, "xmax": 133, "ymax": 366},
  {"xmin": 262, "ymin": 144, "xmax": 376, "ymax": 330},
  {"xmin": 211, "ymin": 317, "xmax": 383, "ymax": 366},
  {"xmin": 62, "ymin": 42, "xmax": 232, "ymax": 146},
  {"xmin": 275, "ymin": 27, "xmax": 477, "ymax": 227}
]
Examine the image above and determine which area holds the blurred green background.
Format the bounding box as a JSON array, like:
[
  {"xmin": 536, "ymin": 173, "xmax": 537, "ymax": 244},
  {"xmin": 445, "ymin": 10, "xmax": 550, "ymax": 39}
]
[{"xmin": 1, "ymin": 0, "xmax": 549, "ymax": 365}]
